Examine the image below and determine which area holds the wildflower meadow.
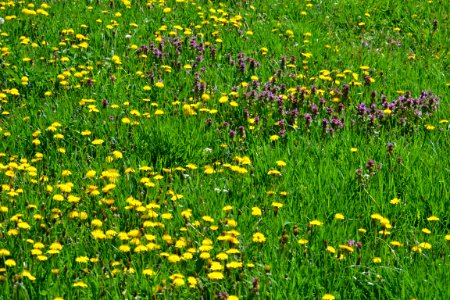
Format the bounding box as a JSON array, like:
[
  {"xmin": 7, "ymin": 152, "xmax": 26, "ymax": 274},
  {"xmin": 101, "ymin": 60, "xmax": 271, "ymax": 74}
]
[{"xmin": 0, "ymin": 0, "xmax": 449, "ymax": 299}]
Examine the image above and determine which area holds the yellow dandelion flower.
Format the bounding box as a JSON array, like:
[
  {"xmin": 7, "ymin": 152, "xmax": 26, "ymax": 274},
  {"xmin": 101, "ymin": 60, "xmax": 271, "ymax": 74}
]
[
  {"xmin": 339, "ymin": 245, "xmax": 354, "ymax": 252},
  {"xmin": 309, "ymin": 220, "xmax": 323, "ymax": 226},
  {"xmin": 270, "ymin": 135, "xmax": 280, "ymax": 141},
  {"xmin": 267, "ymin": 169, "xmax": 281, "ymax": 175},
  {"xmin": 173, "ymin": 278, "xmax": 185, "ymax": 286},
  {"xmin": 252, "ymin": 232, "xmax": 266, "ymax": 243},
  {"xmin": 168, "ymin": 254, "xmax": 181, "ymax": 263},
  {"xmin": 207, "ymin": 272, "xmax": 224, "ymax": 280},
  {"xmin": 390, "ymin": 241, "xmax": 402, "ymax": 247},
  {"xmin": 252, "ymin": 207, "xmax": 262, "ymax": 216},
  {"xmin": 143, "ymin": 269, "xmax": 155, "ymax": 276},
  {"xmin": 334, "ymin": 213, "xmax": 345, "ymax": 220},
  {"xmin": 5, "ymin": 259, "xmax": 16, "ymax": 267},
  {"xmin": 422, "ymin": 228, "xmax": 431, "ymax": 234},
  {"xmin": 75, "ymin": 256, "xmax": 89, "ymax": 263},
  {"xmin": 372, "ymin": 257, "xmax": 382, "ymax": 263},
  {"xmin": 73, "ymin": 281, "xmax": 88, "ymax": 288},
  {"xmin": 419, "ymin": 242, "xmax": 432, "ymax": 249},
  {"xmin": 21, "ymin": 270, "xmax": 36, "ymax": 281},
  {"xmin": 92, "ymin": 139, "xmax": 104, "ymax": 145},
  {"xmin": 298, "ymin": 239, "xmax": 308, "ymax": 245},
  {"xmin": 390, "ymin": 197, "xmax": 401, "ymax": 205},
  {"xmin": 326, "ymin": 246, "xmax": 336, "ymax": 254}
]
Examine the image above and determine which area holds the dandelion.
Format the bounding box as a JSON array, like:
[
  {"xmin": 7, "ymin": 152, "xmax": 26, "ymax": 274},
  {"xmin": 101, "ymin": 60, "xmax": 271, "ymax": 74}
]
[
  {"xmin": 5, "ymin": 259, "xmax": 16, "ymax": 267},
  {"xmin": 143, "ymin": 269, "xmax": 155, "ymax": 276},
  {"xmin": 422, "ymin": 228, "xmax": 431, "ymax": 234},
  {"xmin": 75, "ymin": 256, "xmax": 89, "ymax": 263},
  {"xmin": 73, "ymin": 281, "xmax": 88, "ymax": 288},
  {"xmin": 271, "ymin": 202, "xmax": 283, "ymax": 209},
  {"xmin": 226, "ymin": 261, "xmax": 243, "ymax": 269},
  {"xmin": 22, "ymin": 270, "xmax": 36, "ymax": 281},
  {"xmin": 309, "ymin": 220, "xmax": 323, "ymax": 226},
  {"xmin": 252, "ymin": 232, "xmax": 266, "ymax": 243},
  {"xmin": 276, "ymin": 160, "xmax": 287, "ymax": 167},
  {"xmin": 92, "ymin": 139, "xmax": 104, "ymax": 145},
  {"xmin": 339, "ymin": 245, "xmax": 353, "ymax": 252},
  {"xmin": 427, "ymin": 216, "xmax": 439, "ymax": 222},
  {"xmin": 208, "ymin": 272, "xmax": 224, "ymax": 280},
  {"xmin": 267, "ymin": 170, "xmax": 281, "ymax": 175},
  {"xmin": 173, "ymin": 278, "xmax": 185, "ymax": 286},
  {"xmin": 390, "ymin": 198, "xmax": 401, "ymax": 205},
  {"xmin": 334, "ymin": 213, "xmax": 345, "ymax": 220},
  {"xmin": 322, "ymin": 294, "xmax": 335, "ymax": 300},
  {"xmin": 168, "ymin": 254, "xmax": 181, "ymax": 263},
  {"xmin": 91, "ymin": 230, "xmax": 107, "ymax": 240},
  {"xmin": 390, "ymin": 241, "xmax": 402, "ymax": 247},
  {"xmin": 326, "ymin": 246, "xmax": 336, "ymax": 254},
  {"xmin": 270, "ymin": 135, "xmax": 280, "ymax": 141},
  {"xmin": 372, "ymin": 257, "xmax": 382, "ymax": 263},
  {"xmin": 412, "ymin": 246, "xmax": 422, "ymax": 253},
  {"xmin": 251, "ymin": 207, "xmax": 262, "ymax": 216},
  {"xmin": 371, "ymin": 213, "xmax": 383, "ymax": 221},
  {"xmin": 419, "ymin": 242, "xmax": 432, "ymax": 249},
  {"xmin": 119, "ymin": 245, "xmax": 131, "ymax": 252},
  {"xmin": 425, "ymin": 124, "xmax": 435, "ymax": 131}
]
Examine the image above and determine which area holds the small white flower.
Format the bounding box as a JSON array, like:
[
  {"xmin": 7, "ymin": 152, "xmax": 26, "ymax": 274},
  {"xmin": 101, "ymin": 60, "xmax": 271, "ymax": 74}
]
[
  {"xmin": 125, "ymin": 34, "xmax": 132, "ymax": 39},
  {"xmin": 0, "ymin": 18, "xmax": 5, "ymax": 25}
]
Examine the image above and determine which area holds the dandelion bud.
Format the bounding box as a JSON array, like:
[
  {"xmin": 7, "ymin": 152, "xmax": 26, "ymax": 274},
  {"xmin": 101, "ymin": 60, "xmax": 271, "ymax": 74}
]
[{"xmin": 293, "ymin": 225, "xmax": 299, "ymax": 236}]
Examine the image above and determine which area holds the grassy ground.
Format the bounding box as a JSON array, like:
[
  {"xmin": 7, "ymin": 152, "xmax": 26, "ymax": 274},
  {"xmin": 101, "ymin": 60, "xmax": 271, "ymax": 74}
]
[{"xmin": 0, "ymin": 0, "xmax": 449, "ymax": 299}]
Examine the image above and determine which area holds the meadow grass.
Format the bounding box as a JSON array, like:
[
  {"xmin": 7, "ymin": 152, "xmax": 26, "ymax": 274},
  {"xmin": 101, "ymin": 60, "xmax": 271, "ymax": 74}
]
[{"xmin": 0, "ymin": 0, "xmax": 449, "ymax": 299}]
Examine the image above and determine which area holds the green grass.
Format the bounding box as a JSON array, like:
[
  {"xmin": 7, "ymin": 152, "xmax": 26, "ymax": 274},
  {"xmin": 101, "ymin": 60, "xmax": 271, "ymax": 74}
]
[{"xmin": 0, "ymin": 0, "xmax": 449, "ymax": 299}]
